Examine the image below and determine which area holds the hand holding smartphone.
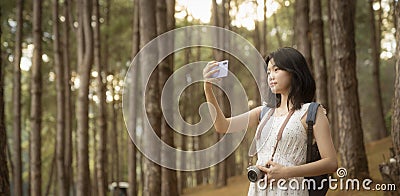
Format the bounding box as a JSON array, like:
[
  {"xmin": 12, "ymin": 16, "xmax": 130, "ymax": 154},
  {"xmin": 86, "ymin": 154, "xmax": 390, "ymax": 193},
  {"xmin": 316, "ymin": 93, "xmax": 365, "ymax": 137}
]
[{"xmin": 210, "ymin": 60, "xmax": 229, "ymax": 78}]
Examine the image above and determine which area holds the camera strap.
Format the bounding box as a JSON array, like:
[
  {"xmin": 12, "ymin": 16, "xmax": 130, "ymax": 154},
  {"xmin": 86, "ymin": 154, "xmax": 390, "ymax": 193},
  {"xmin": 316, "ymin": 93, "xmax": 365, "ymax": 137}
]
[
  {"xmin": 248, "ymin": 108, "xmax": 294, "ymax": 166},
  {"xmin": 256, "ymin": 108, "xmax": 275, "ymax": 140},
  {"xmin": 269, "ymin": 109, "xmax": 294, "ymax": 162}
]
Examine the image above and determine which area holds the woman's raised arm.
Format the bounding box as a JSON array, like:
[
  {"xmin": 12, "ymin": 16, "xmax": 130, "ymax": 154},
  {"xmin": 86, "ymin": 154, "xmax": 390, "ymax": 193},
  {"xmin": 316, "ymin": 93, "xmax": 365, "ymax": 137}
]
[{"xmin": 203, "ymin": 61, "xmax": 262, "ymax": 133}]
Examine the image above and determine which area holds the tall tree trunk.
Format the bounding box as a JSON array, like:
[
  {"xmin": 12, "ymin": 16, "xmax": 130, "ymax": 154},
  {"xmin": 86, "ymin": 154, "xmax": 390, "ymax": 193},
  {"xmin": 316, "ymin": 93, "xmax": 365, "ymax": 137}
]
[
  {"xmin": 377, "ymin": 0, "xmax": 382, "ymax": 55},
  {"xmin": 103, "ymin": 0, "xmax": 110, "ymax": 72},
  {"xmin": 253, "ymin": 22, "xmax": 261, "ymax": 53},
  {"xmin": 111, "ymin": 96, "xmax": 120, "ymax": 195},
  {"xmin": 379, "ymin": 1, "xmax": 400, "ymax": 192},
  {"xmin": 294, "ymin": 0, "xmax": 312, "ymax": 71},
  {"xmin": 76, "ymin": 0, "xmax": 93, "ymax": 194},
  {"xmin": 91, "ymin": 118, "xmax": 98, "ymax": 196},
  {"xmin": 369, "ymin": 0, "xmax": 387, "ymax": 140},
  {"xmin": 93, "ymin": 0, "xmax": 108, "ymax": 194},
  {"xmin": 76, "ymin": 0, "xmax": 84, "ymax": 67},
  {"xmin": 156, "ymin": 0, "xmax": 178, "ymax": 195},
  {"xmin": 44, "ymin": 149, "xmax": 56, "ymax": 196},
  {"xmin": 211, "ymin": 0, "xmax": 223, "ymax": 63},
  {"xmin": 310, "ymin": 0, "xmax": 328, "ymax": 108},
  {"xmin": 53, "ymin": 0, "xmax": 67, "ymax": 194},
  {"xmin": 195, "ymin": 44, "xmax": 204, "ymax": 185},
  {"xmin": 178, "ymin": 25, "xmax": 191, "ymax": 193},
  {"xmin": 330, "ymin": 0, "xmax": 369, "ymax": 179},
  {"xmin": 253, "ymin": 20, "xmax": 261, "ymax": 105},
  {"xmin": 223, "ymin": 0, "xmax": 236, "ymax": 180},
  {"xmin": 62, "ymin": 0, "xmax": 73, "ymax": 194},
  {"xmin": 12, "ymin": 0, "xmax": 23, "ymax": 195},
  {"xmin": 326, "ymin": 0, "xmax": 339, "ymax": 149},
  {"xmin": 139, "ymin": 0, "xmax": 161, "ymax": 194},
  {"xmin": 259, "ymin": 0, "xmax": 268, "ymax": 105},
  {"xmin": 127, "ymin": 139, "xmax": 137, "ymax": 196},
  {"xmin": 128, "ymin": 0, "xmax": 139, "ymax": 195},
  {"xmin": 260, "ymin": 0, "xmax": 267, "ymax": 57},
  {"xmin": 127, "ymin": 75, "xmax": 138, "ymax": 196},
  {"xmin": 30, "ymin": 0, "xmax": 43, "ymax": 195},
  {"xmin": 211, "ymin": 0, "xmax": 227, "ymax": 188},
  {"xmin": 0, "ymin": 7, "xmax": 11, "ymax": 194},
  {"xmin": 391, "ymin": 0, "xmax": 400, "ymax": 186},
  {"xmin": 216, "ymin": 0, "xmax": 230, "ymax": 188},
  {"xmin": 166, "ymin": 0, "xmax": 175, "ymax": 30}
]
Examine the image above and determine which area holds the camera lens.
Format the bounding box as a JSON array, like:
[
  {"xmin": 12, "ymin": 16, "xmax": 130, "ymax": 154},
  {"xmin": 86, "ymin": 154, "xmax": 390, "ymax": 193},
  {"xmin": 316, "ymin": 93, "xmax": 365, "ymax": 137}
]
[
  {"xmin": 247, "ymin": 166, "xmax": 264, "ymax": 182},
  {"xmin": 248, "ymin": 170, "xmax": 258, "ymax": 182}
]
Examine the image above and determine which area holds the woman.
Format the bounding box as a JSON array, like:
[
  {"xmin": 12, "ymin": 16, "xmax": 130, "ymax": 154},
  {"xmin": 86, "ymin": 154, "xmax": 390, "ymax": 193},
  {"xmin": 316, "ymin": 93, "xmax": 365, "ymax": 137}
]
[{"xmin": 203, "ymin": 47, "xmax": 338, "ymax": 195}]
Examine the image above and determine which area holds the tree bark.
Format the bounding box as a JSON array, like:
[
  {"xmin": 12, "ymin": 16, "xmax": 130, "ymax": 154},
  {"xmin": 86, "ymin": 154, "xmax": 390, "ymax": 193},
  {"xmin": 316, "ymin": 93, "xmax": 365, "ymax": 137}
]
[
  {"xmin": 76, "ymin": 0, "xmax": 84, "ymax": 67},
  {"xmin": 212, "ymin": 0, "xmax": 228, "ymax": 188},
  {"xmin": 103, "ymin": 0, "xmax": 110, "ymax": 72},
  {"xmin": 294, "ymin": 0, "xmax": 312, "ymax": 71},
  {"xmin": 211, "ymin": 0, "xmax": 228, "ymax": 188},
  {"xmin": 195, "ymin": 44, "xmax": 205, "ymax": 185},
  {"xmin": 392, "ymin": 0, "xmax": 400, "ymax": 178},
  {"xmin": 310, "ymin": 0, "xmax": 328, "ymax": 108},
  {"xmin": 111, "ymin": 91, "xmax": 120, "ymax": 195},
  {"xmin": 92, "ymin": 0, "xmax": 108, "ymax": 194},
  {"xmin": 260, "ymin": 0, "xmax": 267, "ymax": 57},
  {"xmin": 326, "ymin": 0, "xmax": 339, "ymax": 150},
  {"xmin": 53, "ymin": 0, "xmax": 67, "ymax": 194},
  {"xmin": 253, "ymin": 22, "xmax": 260, "ymax": 54},
  {"xmin": 156, "ymin": 0, "xmax": 179, "ymax": 195},
  {"xmin": 0, "ymin": 7, "xmax": 11, "ymax": 195},
  {"xmin": 379, "ymin": 2, "xmax": 400, "ymax": 192},
  {"xmin": 329, "ymin": 0, "xmax": 369, "ymax": 179},
  {"xmin": 139, "ymin": 0, "xmax": 161, "ymax": 195},
  {"xmin": 128, "ymin": 0, "xmax": 139, "ymax": 195},
  {"xmin": 62, "ymin": 0, "xmax": 73, "ymax": 194},
  {"xmin": 91, "ymin": 119, "xmax": 98, "ymax": 196},
  {"xmin": 253, "ymin": 19, "xmax": 261, "ymax": 105},
  {"xmin": 12, "ymin": 0, "xmax": 23, "ymax": 195},
  {"xmin": 223, "ymin": 0, "xmax": 236, "ymax": 180},
  {"xmin": 76, "ymin": 0, "xmax": 93, "ymax": 194},
  {"xmin": 212, "ymin": 0, "xmax": 222, "ymax": 61},
  {"xmin": 166, "ymin": 0, "xmax": 175, "ymax": 30},
  {"xmin": 369, "ymin": 0, "xmax": 387, "ymax": 140},
  {"xmin": 30, "ymin": 0, "xmax": 43, "ymax": 195},
  {"xmin": 44, "ymin": 148, "xmax": 56, "ymax": 196},
  {"xmin": 127, "ymin": 75, "xmax": 138, "ymax": 196},
  {"xmin": 254, "ymin": 0, "xmax": 267, "ymax": 105},
  {"xmin": 178, "ymin": 26, "xmax": 191, "ymax": 192}
]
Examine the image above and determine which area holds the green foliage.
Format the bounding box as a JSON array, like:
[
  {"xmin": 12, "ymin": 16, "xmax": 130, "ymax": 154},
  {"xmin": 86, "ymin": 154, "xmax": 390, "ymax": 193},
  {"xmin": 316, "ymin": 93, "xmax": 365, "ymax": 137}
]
[{"xmin": 355, "ymin": 0, "xmax": 395, "ymax": 141}]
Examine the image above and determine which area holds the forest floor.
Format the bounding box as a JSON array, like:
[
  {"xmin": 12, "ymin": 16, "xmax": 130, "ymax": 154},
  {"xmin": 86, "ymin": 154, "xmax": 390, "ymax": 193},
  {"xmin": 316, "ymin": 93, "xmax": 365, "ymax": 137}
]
[{"xmin": 182, "ymin": 137, "xmax": 396, "ymax": 196}]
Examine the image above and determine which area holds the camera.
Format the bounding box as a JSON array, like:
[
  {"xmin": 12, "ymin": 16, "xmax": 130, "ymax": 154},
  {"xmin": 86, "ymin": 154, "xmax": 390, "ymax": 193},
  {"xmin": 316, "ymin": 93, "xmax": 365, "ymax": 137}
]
[{"xmin": 247, "ymin": 165, "xmax": 264, "ymax": 182}]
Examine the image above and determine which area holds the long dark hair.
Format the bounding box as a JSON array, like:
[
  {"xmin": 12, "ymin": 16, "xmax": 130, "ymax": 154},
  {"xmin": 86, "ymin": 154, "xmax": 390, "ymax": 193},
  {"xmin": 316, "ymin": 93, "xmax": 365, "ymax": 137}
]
[{"xmin": 264, "ymin": 47, "xmax": 316, "ymax": 111}]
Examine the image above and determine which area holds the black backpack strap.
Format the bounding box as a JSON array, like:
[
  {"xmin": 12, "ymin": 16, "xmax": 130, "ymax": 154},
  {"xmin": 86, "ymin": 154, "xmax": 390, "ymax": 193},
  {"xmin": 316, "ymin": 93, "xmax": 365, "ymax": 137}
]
[
  {"xmin": 259, "ymin": 105, "xmax": 270, "ymax": 122},
  {"xmin": 306, "ymin": 102, "xmax": 320, "ymax": 163}
]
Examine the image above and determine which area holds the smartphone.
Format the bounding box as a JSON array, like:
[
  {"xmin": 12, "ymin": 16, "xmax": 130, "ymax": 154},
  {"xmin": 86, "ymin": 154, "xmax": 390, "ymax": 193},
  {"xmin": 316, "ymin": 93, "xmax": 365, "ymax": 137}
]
[{"xmin": 211, "ymin": 60, "xmax": 229, "ymax": 78}]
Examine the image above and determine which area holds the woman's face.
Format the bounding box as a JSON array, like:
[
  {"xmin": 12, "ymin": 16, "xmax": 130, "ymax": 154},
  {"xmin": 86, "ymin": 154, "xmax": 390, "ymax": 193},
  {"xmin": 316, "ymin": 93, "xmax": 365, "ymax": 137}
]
[{"xmin": 266, "ymin": 58, "xmax": 292, "ymax": 95}]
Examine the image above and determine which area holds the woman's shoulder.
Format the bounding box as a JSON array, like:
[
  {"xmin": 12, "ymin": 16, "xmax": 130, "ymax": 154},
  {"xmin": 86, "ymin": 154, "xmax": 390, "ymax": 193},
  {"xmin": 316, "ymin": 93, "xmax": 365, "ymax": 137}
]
[
  {"xmin": 300, "ymin": 102, "xmax": 312, "ymax": 111},
  {"xmin": 297, "ymin": 102, "xmax": 326, "ymax": 118},
  {"xmin": 301, "ymin": 102, "xmax": 312, "ymax": 107},
  {"xmin": 296, "ymin": 103, "xmax": 312, "ymax": 118}
]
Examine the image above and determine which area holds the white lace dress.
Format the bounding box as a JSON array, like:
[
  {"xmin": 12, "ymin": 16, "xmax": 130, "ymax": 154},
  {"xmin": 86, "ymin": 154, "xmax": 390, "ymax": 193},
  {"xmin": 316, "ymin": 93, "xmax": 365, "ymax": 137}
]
[{"xmin": 247, "ymin": 103, "xmax": 311, "ymax": 196}]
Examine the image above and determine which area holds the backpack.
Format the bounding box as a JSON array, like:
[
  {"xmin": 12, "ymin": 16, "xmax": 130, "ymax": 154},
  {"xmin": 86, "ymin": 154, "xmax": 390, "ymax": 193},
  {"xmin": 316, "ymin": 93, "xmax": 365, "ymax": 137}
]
[{"xmin": 259, "ymin": 102, "xmax": 329, "ymax": 196}]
